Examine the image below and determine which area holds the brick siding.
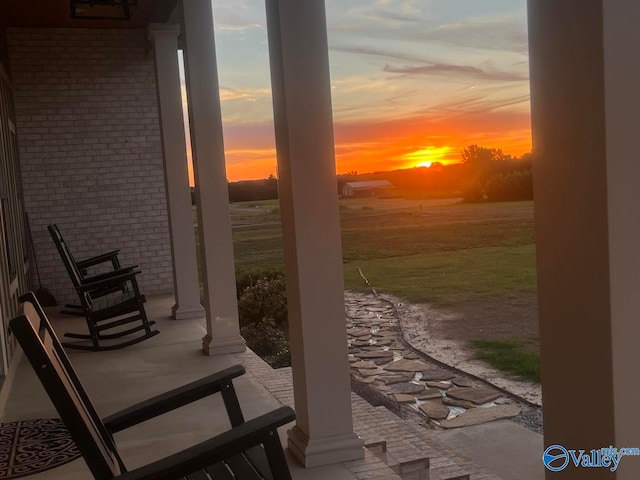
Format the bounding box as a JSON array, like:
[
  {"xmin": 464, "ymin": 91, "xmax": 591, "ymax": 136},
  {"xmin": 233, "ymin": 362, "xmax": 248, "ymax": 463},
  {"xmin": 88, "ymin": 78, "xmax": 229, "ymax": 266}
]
[{"xmin": 7, "ymin": 28, "xmax": 173, "ymax": 304}]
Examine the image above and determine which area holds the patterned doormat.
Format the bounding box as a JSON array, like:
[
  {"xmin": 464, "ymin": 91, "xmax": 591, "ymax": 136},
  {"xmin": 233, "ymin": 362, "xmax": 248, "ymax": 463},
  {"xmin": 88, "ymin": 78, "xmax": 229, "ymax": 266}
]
[{"xmin": 0, "ymin": 419, "xmax": 81, "ymax": 479}]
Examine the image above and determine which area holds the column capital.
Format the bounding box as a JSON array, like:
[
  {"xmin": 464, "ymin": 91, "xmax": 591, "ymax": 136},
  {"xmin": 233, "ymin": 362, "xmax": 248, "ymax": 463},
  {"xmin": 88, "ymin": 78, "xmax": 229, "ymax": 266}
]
[{"xmin": 147, "ymin": 23, "xmax": 181, "ymax": 42}]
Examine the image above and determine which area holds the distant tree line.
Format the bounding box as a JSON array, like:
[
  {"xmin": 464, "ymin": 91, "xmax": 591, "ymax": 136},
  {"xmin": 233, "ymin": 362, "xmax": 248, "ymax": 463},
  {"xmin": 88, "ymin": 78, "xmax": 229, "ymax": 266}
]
[
  {"xmin": 192, "ymin": 174, "xmax": 279, "ymax": 204},
  {"xmin": 189, "ymin": 145, "xmax": 533, "ymax": 205},
  {"xmin": 460, "ymin": 145, "xmax": 533, "ymax": 202}
]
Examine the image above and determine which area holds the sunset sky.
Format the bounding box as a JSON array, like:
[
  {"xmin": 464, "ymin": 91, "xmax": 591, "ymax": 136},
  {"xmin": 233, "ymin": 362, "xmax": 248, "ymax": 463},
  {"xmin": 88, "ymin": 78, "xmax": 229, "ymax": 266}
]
[{"xmin": 191, "ymin": 0, "xmax": 531, "ymax": 182}]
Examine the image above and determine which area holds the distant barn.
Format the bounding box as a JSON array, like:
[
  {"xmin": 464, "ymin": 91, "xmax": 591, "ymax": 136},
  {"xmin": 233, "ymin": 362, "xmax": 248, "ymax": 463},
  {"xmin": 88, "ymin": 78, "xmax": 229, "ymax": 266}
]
[{"xmin": 342, "ymin": 180, "xmax": 394, "ymax": 197}]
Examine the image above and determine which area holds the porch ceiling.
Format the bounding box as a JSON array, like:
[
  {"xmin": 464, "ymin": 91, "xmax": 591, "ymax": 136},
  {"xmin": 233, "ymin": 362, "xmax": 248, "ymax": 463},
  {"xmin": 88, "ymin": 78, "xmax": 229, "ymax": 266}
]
[{"xmin": 0, "ymin": 0, "xmax": 177, "ymax": 29}]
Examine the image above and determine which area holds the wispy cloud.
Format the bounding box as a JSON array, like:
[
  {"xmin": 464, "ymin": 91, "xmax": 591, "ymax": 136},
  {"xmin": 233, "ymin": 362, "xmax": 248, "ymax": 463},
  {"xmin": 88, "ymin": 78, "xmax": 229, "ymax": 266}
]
[
  {"xmin": 416, "ymin": 15, "xmax": 528, "ymax": 54},
  {"xmin": 330, "ymin": 45, "xmax": 429, "ymax": 64},
  {"xmin": 220, "ymin": 86, "xmax": 272, "ymax": 102},
  {"xmin": 383, "ymin": 63, "xmax": 528, "ymax": 82}
]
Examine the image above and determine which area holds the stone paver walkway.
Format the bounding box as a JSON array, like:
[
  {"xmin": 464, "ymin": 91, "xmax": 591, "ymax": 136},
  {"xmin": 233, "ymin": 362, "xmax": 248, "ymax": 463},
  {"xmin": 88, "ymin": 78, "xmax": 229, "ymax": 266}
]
[{"xmin": 345, "ymin": 293, "xmax": 525, "ymax": 429}]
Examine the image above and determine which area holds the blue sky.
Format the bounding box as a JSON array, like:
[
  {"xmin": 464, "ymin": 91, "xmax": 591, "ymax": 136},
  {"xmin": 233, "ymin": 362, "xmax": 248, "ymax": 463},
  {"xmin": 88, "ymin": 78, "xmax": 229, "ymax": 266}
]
[{"xmin": 195, "ymin": 0, "xmax": 530, "ymax": 180}]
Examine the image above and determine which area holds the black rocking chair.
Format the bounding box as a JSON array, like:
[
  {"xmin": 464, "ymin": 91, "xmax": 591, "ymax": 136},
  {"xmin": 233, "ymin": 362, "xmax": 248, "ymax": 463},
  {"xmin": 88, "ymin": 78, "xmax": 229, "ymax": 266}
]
[
  {"xmin": 11, "ymin": 292, "xmax": 295, "ymax": 480},
  {"xmin": 47, "ymin": 225, "xmax": 159, "ymax": 350},
  {"xmin": 48, "ymin": 224, "xmax": 130, "ymax": 315}
]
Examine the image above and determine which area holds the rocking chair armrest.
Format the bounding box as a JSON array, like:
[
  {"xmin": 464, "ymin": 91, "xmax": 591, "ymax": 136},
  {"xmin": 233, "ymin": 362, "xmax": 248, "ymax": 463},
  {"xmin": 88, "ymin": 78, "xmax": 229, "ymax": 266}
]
[
  {"xmin": 103, "ymin": 365, "xmax": 247, "ymax": 433},
  {"xmin": 76, "ymin": 271, "xmax": 141, "ymax": 292},
  {"xmin": 112, "ymin": 406, "xmax": 296, "ymax": 480},
  {"xmin": 81, "ymin": 267, "xmax": 139, "ymax": 284},
  {"xmin": 76, "ymin": 249, "xmax": 121, "ymax": 269}
]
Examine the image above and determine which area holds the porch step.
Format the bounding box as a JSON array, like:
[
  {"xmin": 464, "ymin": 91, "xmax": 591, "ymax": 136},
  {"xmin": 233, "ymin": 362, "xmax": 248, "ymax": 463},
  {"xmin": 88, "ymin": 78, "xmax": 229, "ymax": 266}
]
[{"xmin": 365, "ymin": 440, "xmax": 430, "ymax": 480}]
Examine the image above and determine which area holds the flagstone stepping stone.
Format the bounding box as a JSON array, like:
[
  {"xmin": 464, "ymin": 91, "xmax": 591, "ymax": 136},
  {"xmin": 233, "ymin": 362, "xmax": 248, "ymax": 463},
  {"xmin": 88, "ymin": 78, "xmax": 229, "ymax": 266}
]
[
  {"xmin": 347, "ymin": 328, "xmax": 372, "ymax": 337},
  {"xmin": 379, "ymin": 373, "xmax": 414, "ymax": 385},
  {"xmin": 416, "ymin": 389, "xmax": 442, "ymax": 400},
  {"xmin": 355, "ymin": 351, "xmax": 394, "ymax": 359},
  {"xmin": 447, "ymin": 387, "xmax": 502, "ymax": 405},
  {"xmin": 451, "ymin": 376, "xmax": 474, "ymax": 388},
  {"xmin": 351, "ymin": 360, "xmax": 376, "ymax": 369},
  {"xmin": 442, "ymin": 396, "xmax": 476, "ymax": 409},
  {"xmin": 394, "ymin": 394, "xmax": 417, "ymax": 404},
  {"xmin": 439, "ymin": 404, "xmax": 522, "ymax": 429},
  {"xmin": 359, "ymin": 376, "xmax": 378, "ymax": 384},
  {"xmin": 403, "ymin": 352, "xmax": 420, "ymax": 360},
  {"xmin": 358, "ymin": 368, "xmax": 381, "ymax": 377},
  {"xmin": 368, "ymin": 307, "xmax": 389, "ymax": 312},
  {"xmin": 419, "ymin": 400, "xmax": 450, "ymax": 420},
  {"xmin": 348, "ymin": 356, "xmax": 357, "ymax": 363},
  {"xmin": 388, "ymin": 382, "xmax": 425, "ymax": 395},
  {"xmin": 385, "ymin": 359, "xmax": 431, "ymax": 372},
  {"xmin": 374, "ymin": 358, "xmax": 394, "ymax": 365},
  {"xmin": 421, "ymin": 369, "xmax": 455, "ymax": 381},
  {"xmin": 427, "ymin": 381, "xmax": 452, "ymax": 390},
  {"xmin": 371, "ymin": 339, "xmax": 393, "ymax": 346},
  {"xmin": 372, "ymin": 332, "xmax": 394, "ymax": 338},
  {"xmin": 352, "ymin": 340, "xmax": 373, "ymax": 347}
]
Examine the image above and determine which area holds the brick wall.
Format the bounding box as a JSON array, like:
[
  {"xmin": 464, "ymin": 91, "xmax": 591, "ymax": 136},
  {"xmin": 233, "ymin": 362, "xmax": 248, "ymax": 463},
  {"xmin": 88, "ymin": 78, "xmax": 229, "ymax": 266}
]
[{"xmin": 7, "ymin": 28, "xmax": 174, "ymax": 304}]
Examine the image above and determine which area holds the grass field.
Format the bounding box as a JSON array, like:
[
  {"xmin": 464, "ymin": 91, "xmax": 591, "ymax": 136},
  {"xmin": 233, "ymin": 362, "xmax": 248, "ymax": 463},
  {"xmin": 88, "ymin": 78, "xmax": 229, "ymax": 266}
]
[
  {"xmin": 196, "ymin": 196, "xmax": 540, "ymax": 381},
  {"xmin": 228, "ymin": 198, "xmax": 536, "ymax": 305}
]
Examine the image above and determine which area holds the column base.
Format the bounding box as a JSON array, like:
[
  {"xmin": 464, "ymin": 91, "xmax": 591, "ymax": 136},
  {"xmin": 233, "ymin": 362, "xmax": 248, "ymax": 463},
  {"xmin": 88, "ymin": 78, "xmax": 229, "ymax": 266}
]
[
  {"xmin": 202, "ymin": 333, "xmax": 246, "ymax": 355},
  {"xmin": 171, "ymin": 303, "xmax": 205, "ymax": 320},
  {"xmin": 287, "ymin": 425, "xmax": 364, "ymax": 467}
]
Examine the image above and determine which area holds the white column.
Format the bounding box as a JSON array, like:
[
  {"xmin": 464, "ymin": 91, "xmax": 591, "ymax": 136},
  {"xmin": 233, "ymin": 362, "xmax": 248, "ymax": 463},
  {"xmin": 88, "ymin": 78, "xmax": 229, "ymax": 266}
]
[
  {"xmin": 180, "ymin": 1, "xmax": 245, "ymax": 354},
  {"xmin": 265, "ymin": 0, "xmax": 363, "ymax": 467},
  {"xmin": 529, "ymin": 2, "xmax": 640, "ymax": 478},
  {"xmin": 148, "ymin": 24, "xmax": 204, "ymax": 321}
]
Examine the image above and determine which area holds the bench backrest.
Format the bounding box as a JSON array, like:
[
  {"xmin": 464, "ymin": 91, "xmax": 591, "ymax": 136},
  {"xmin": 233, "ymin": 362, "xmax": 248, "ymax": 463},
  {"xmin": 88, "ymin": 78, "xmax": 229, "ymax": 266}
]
[
  {"xmin": 11, "ymin": 293, "xmax": 124, "ymax": 480},
  {"xmin": 48, "ymin": 224, "xmax": 84, "ymax": 287},
  {"xmin": 47, "ymin": 225, "xmax": 94, "ymax": 308}
]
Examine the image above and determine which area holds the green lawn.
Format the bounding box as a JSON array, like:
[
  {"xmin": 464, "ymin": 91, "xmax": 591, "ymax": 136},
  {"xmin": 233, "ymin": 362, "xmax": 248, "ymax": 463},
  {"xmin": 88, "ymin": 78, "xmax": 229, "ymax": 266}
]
[
  {"xmin": 471, "ymin": 339, "xmax": 541, "ymax": 383},
  {"xmin": 343, "ymin": 244, "xmax": 536, "ymax": 305},
  {"xmin": 226, "ymin": 197, "xmax": 537, "ymax": 307}
]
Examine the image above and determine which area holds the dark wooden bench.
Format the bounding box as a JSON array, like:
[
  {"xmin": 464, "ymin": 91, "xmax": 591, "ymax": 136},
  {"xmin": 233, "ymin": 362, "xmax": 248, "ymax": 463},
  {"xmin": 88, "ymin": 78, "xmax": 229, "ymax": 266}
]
[
  {"xmin": 49, "ymin": 224, "xmax": 130, "ymax": 312},
  {"xmin": 11, "ymin": 292, "xmax": 295, "ymax": 480},
  {"xmin": 48, "ymin": 225, "xmax": 159, "ymax": 350}
]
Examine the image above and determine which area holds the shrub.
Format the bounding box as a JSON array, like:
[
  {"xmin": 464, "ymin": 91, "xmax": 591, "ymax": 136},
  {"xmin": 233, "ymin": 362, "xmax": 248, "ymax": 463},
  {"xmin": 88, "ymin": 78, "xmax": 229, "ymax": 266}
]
[
  {"xmin": 241, "ymin": 319, "xmax": 291, "ymax": 368},
  {"xmin": 236, "ymin": 270, "xmax": 284, "ymax": 300},
  {"xmin": 236, "ymin": 272, "xmax": 291, "ymax": 368},
  {"xmin": 238, "ymin": 274, "xmax": 288, "ymax": 328}
]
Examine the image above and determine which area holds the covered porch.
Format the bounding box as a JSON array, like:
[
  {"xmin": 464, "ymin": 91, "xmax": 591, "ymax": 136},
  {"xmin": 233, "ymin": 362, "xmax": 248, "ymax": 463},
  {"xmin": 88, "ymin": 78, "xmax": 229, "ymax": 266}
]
[{"xmin": 1, "ymin": 295, "xmax": 492, "ymax": 480}]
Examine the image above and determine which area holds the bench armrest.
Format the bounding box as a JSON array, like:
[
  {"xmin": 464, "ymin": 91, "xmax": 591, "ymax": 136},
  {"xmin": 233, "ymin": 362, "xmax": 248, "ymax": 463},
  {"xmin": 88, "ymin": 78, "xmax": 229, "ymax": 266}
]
[
  {"xmin": 82, "ymin": 267, "xmax": 139, "ymax": 284},
  {"xmin": 103, "ymin": 365, "xmax": 247, "ymax": 433},
  {"xmin": 113, "ymin": 407, "xmax": 295, "ymax": 480},
  {"xmin": 77, "ymin": 271, "xmax": 140, "ymax": 292},
  {"xmin": 76, "ymin": 249, "xmax": 121, "ymax": 269}
]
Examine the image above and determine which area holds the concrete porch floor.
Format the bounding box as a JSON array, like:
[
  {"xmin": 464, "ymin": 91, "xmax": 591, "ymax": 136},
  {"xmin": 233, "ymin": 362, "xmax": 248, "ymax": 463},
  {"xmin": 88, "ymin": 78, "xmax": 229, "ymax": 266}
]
[
  {"xmin": 0, "ymin": 295, "xmax": 543, "ymax": 480},
  {"xmin": 0, "ymin": 295, "xmax": 394, "ymax": 480}
]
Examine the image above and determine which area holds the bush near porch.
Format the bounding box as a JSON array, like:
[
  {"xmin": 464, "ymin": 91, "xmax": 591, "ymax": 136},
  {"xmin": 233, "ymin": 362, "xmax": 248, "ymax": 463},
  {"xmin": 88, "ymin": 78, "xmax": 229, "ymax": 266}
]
[{"xmin": 237, "ymin": 272, "xmax": 291, "ymax": 369}]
